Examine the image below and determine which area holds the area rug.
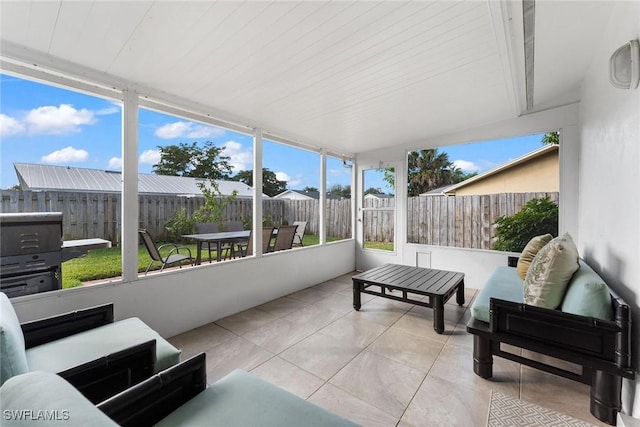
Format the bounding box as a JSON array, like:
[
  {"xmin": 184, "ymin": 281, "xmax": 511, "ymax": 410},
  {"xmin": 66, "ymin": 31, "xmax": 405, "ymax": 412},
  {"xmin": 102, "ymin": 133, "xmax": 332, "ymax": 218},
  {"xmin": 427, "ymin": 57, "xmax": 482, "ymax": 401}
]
[{"xmin": 487, "ymin": 391, "xmax": 598, "ymax": 427}]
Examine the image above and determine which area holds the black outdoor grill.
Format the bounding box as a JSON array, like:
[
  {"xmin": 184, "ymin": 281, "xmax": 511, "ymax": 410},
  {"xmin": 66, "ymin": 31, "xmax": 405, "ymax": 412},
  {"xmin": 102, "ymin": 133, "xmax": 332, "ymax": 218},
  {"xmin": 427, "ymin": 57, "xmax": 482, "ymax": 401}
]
[{"xmin": 0, "ymin": 212, "xmax": 110, "ymax": 298}]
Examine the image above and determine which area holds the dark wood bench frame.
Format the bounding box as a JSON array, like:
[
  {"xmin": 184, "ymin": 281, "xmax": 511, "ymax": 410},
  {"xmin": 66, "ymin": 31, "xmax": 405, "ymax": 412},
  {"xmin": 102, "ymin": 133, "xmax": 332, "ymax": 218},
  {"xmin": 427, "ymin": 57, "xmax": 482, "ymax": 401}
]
[
  {"xmin": 98, "ymin": 352, "xmax": 207, "ymax": 426},
  {"xmin": 466, "ymin": 264, "xmax": 634, "ymax": 426},
  {"xmin": 21, "ymin": 303, "xmax": 156, "ymax": 403}
]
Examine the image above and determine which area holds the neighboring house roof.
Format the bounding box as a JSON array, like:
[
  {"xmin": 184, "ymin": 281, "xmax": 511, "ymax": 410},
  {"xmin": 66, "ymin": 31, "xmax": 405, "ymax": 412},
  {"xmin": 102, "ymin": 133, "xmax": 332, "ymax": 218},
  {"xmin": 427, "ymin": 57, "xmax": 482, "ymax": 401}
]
[
  {"xmin": 442, "ymin": 145, "xmax": 558, "ymax": 195},
  {"xmin": 13, "ymin": 163, "xmax": 261, "ymax": 197},
  {"xmin": 273, "ymin": 189, "xmax": 344, "ymax": 200},
  {"xmin": 420, "ymin": 145, "xmax": 558, "ymax": 196},
  {"xmin": 419, "ymin": 185, "xmax": 456, "ymax": 197}
]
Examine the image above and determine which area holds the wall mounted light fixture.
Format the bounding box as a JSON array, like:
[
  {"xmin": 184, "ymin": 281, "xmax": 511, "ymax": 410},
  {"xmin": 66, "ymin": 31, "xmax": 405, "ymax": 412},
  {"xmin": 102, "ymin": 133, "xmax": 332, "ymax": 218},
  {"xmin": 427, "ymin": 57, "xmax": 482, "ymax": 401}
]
[{"xmin": 609, "ymin": 39, "xmax": 639, "ymax": 89}]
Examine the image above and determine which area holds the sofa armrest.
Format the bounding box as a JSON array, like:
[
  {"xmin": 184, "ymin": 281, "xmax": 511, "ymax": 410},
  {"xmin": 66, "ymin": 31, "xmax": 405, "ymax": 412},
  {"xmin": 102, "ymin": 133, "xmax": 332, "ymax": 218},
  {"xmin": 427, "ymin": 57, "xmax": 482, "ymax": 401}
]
[
  {"xmin": 59, "ymin": 339, "xmax": 156, "ymax": 404},
  {"xmin": 21, "ymin": 303, "xmax": 114, "ymax": 349},
  {"xmin": 97, "ymin": 353, "xmax": 206, "ymax": 426},
  {"xmin": 489, "ymin": 298, "xmax": 634, "ymax": 377}
]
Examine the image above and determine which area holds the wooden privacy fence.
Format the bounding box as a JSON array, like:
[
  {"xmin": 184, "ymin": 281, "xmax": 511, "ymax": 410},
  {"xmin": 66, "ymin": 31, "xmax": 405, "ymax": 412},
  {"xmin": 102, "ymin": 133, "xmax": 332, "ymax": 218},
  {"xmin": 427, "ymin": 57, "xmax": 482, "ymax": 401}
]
[
  {"xmin": 0, "ymin": 190, "xmax": 352, "ymax": 243},
  {"xmin": 1, "ymin": 190, "xmax": 557, "ymax": 249},
  {"xmin": 406, "ymin": 192, "xmax": 559, "ymax": 249}
]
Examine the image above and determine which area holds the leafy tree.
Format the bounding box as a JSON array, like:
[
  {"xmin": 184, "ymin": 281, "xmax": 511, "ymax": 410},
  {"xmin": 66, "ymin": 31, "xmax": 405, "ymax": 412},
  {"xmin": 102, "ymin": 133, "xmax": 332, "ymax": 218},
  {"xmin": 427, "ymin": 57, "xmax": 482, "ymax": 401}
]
[
  {"xmin": 164, "ymin": 180, "xmax": 238, "ymax": 241},
  {"xmin": 385, "ymin": 149, "xmax": 477, "ymax": 196},
  {"xmin": 542, "ymin": 131, "xmax": 560, "ymax": 145},
  {"xmin": 231, "ymin": 168, "xmax": 287, "ymax": 197},
  {"xmin": 493, "ymin": 197, "xmax": 559, "ymax": 252},
  {"xmin": 328, "ymin": 184, "xmax": 350, "ymax": 198},
  {"xmin": 153, "ymin": 141, "xmax": 232, "ymax": 180},
  {"xmin": 193, "ymin": 181, "xmax": 238, "ymax": 227},
  {"xmin": 302, "ymin": 186, "xmax": 319, "ymax": 193},
  {"xmin": 364, "ymin": 187, "xmax": 384, "ymax": 195}
]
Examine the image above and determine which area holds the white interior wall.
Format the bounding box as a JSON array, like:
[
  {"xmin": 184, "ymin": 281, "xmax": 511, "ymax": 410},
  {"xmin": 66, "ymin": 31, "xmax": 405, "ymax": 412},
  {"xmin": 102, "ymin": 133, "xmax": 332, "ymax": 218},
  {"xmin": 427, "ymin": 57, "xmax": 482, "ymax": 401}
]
[
  {"xmin": 577, "ymin": 1, "xmax": 640, "ymax": 416},
  {"xmin": 11, "ymin": 240, "xmax": 355, "ymax": 338}
]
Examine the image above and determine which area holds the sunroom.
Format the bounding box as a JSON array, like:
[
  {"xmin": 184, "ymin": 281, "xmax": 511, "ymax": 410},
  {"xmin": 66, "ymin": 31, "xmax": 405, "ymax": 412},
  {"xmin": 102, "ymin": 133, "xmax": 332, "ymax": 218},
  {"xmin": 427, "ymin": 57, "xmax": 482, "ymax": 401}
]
[{"xmin": 0, "ymin": 1, "xmax": 638, "ymax": 425}]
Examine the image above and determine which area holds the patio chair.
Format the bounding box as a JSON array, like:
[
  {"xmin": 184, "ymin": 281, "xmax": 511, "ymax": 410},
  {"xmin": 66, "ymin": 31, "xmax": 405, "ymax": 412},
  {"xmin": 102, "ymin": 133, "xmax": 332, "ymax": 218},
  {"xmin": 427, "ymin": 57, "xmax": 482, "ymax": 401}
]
[
  {"xmin": 138, "ymin": 229, "xmax": 194, "ymax": 274},
  {"xmin": 240, "ymin": 227, "xmax": 275, "ymax": 257},
  {"xmin": 292, "ymin": 221, "xmax": 307, "ymax": 246},
  {"xmin": 195, "ymin": 222, "xmax": 219, "ymax": 263},
  {"xmin": 223, "ymin": 220, "xmax": 245, "ymax": 259},
  {"xmin": 270, "ymin": 225, "xmax": 297, "ymax": 252}
]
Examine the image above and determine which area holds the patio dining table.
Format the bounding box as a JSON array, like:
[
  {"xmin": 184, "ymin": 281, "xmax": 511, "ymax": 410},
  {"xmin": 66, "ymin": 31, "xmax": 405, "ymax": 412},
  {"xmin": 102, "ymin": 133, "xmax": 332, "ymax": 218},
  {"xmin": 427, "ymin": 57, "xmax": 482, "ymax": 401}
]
[{"xmin": 182, "ymin": 230, "xmax": 250, "ymax": 264}]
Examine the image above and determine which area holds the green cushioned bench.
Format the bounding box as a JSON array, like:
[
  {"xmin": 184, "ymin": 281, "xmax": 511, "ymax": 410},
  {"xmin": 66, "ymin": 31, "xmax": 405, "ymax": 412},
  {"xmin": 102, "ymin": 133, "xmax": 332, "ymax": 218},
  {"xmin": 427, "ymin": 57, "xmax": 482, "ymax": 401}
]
[
  {"xmin": 0, "ymin": 354, "xmax": 360, "ymax": 427},
  {"xmin": 466, "ymin": 259, "xmax": 634, "ymax": 425},
  {"xmin": 1, "ymin": 293, "xmax": 181, "ymax": 403}
]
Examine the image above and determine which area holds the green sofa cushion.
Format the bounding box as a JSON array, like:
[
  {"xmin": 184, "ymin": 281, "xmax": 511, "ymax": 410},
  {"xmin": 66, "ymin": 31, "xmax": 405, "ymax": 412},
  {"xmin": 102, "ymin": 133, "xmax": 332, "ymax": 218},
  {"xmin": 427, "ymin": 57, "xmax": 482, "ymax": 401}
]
[
  {"xmin": 0, "ymin": 293, "xmax": 29, "ymax": 385},
  {"xmin": 0, "ymin": 371, "xmax": 117, "ymax": 427},
  {"xmin": 156, "ymin": 369, "xmax": 359, "ymax": 427},
  {"xmin": 560, "ymin": 260, "xmax": 613, "ymax": 320},
  {"xmin": 470, "ymin": 266, "xmax": 524, "ymax": 324},
  {"xmin": 26, "ymin": 317, "xmax": 180, "ymax": 374}
]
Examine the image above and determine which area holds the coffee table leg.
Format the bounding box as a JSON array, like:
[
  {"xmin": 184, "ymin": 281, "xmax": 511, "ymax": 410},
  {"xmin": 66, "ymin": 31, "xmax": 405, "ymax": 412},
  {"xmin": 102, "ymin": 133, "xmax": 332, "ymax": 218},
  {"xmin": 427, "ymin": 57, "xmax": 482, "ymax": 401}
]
[
  {"xmin": 456, "ymin": 280, "xmax": 465, "ymax": 306},
  {"xmin": 433, "ymin": 297, "xmax": 444, "ymax": 334},
  {"xmin": 353, "ymin": 280, "xmax": 362, "ymax": 311}
]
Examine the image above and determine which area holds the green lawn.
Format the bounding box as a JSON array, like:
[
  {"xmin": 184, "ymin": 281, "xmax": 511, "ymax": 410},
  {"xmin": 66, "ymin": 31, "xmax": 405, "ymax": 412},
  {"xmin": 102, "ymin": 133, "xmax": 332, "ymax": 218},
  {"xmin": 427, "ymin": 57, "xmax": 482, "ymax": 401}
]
[{"xmin": 62, "ymin": 235, "xmax": 350, "ymax": 288}]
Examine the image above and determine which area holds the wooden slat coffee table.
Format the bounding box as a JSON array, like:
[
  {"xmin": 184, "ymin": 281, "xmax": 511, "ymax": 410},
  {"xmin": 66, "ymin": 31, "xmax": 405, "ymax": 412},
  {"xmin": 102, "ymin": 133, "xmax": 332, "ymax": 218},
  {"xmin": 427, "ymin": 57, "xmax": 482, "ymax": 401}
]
[{"xmin": 352, "ymin": 264, "xmax": 465, "ymax": 334}]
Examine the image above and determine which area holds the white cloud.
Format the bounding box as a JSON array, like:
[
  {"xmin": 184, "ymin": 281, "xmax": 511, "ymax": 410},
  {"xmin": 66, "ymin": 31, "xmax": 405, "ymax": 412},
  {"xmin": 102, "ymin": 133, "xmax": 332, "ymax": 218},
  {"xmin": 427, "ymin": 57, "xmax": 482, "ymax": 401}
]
[
  {"xmin": 139, "ymin": 149, "xmax": 161, "ymax": 165},
  {"xmin": 96, "ymin": 105, "xmax": 120, "ymax": 116},
  {"xmin": 0, "ymin": 113, "xmax": 25, "ymax": 137},
  {"xmin": 25, "ymin": 104, "xmax": 95, "ymax": 135},
  {"xmin": 453, "ymin": 159, "xmax": 479, "ymax": 172},
  {"xmin": 221, "ymin": 140, "xmax": 252, "ymax": 172},
  {"xmin": 108, "ymin": 157, "xmax": 122, "ymax": 169},
  {"xmin": 277, "ymin": 172, "xmax": 302, "ymax": 187},
  {"xmin": 154, "ymin": 121, "xmax": 225, "ymax": 139},
  {"xmin": 41, "ymin": 146, "xmax": 89, "ymax": 163},
  {"xmin": 275, "ymin": 171, "xmax": 290, "ymax": 182}
]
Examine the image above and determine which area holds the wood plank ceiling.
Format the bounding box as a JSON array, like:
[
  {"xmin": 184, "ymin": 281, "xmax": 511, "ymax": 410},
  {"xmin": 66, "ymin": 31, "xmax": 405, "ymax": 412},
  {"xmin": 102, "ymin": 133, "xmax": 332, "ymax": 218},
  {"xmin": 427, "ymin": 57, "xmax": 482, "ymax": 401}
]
[{"xmin": 0, "ymin": 1, "xmax": 613, "ymax": 155}]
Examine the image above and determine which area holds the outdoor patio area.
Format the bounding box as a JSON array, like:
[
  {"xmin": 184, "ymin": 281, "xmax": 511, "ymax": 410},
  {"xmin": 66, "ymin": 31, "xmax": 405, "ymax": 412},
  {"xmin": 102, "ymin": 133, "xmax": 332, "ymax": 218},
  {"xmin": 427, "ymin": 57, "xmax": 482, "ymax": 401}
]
[{"xmin": 167, "ymin": 272, "xmax": 607, "ymax": 427}]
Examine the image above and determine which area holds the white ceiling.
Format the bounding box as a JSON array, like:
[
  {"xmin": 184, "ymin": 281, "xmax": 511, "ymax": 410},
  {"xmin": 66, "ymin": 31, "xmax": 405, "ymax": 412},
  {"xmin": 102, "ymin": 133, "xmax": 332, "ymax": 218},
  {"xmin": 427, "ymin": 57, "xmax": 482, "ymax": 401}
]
[{"xmin": 0, "ymin": 1, "xmax": 614, "ymax": 155}]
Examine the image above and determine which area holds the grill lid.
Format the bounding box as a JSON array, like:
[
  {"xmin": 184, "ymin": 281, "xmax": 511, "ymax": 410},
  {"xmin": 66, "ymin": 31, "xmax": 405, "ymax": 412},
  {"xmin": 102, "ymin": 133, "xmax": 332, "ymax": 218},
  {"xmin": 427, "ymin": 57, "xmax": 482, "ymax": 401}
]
[{"xmin": 0, "ymin": 212, "xmax": 63, "ymax": 257}]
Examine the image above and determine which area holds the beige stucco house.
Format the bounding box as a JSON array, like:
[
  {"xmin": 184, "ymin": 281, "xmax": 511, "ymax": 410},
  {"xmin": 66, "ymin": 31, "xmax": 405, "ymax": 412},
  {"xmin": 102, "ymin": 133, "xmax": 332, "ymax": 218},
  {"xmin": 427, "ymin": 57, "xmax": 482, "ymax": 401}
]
[{"xmin": 443, "ymin": 144, "xmax": 558, "ymax": 196}]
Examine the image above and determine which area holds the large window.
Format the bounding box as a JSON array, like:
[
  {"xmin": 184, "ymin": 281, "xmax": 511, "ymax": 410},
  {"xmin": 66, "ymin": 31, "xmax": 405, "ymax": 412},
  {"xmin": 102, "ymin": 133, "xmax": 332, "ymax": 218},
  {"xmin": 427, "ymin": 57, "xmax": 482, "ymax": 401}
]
[
  {"xmin": 406, "ymin": 134, "xmax": 558, "ymax": 250},
  {"xmin": 263, "ymin": 139, "xmax": 320, "ymax": 247},
  {"xmin": 138, "ymin": 106, "xmax": 254, "ymax": 270},
  {"xmin": 325, "ymin": 155, "xmax": 352, "ymax": 242},
  {"xmin": 0, "ymin": 73, "xmax": 122, "ymax": 290},
  {"xmin": 1, "ymin": 71, "xmax": 356, "ymax": 293}
]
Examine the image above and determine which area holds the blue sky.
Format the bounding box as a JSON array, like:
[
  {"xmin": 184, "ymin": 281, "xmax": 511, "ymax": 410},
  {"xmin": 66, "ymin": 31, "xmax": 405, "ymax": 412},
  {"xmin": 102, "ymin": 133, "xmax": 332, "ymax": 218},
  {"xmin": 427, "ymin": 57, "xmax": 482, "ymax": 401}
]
[{"xmin": 0, "ymin": 74, "xmax": 545, "ymax": 191}]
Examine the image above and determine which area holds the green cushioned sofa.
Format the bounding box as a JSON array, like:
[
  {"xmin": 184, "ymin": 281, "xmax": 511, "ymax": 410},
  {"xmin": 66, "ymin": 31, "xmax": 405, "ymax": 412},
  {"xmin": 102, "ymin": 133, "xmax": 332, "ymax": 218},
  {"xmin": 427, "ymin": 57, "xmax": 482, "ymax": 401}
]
[
  {"xmin": 0, "ymin": 292, "xmax": 180, "ymax": 403},
  {"xmin": 466, "ymin": 259, "xmax": 634, "ymax": 425},
  {"xmin": 0, "ymin": 353, "xmax": 359, "ymax": 427}
]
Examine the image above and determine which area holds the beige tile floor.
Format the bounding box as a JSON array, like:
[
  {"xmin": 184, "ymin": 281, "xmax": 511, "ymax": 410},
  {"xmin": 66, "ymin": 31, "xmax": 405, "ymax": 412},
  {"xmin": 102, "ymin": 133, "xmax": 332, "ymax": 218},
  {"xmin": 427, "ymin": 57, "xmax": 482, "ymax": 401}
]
[{"xmin": 168, "ymin": 272, "xmax": 608, "ymax": 427}]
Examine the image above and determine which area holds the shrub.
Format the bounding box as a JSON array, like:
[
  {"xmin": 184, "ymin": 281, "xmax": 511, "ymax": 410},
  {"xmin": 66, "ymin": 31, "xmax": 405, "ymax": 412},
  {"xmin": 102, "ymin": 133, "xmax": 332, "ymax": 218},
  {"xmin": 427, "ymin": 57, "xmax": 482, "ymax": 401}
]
[
  {"xmin": 493, "ymin": 197, "xmax": 558, "ymax": 252},
  {"xmin": 164, "ymin": 208, "xmax": 195, "ymax": 242}
]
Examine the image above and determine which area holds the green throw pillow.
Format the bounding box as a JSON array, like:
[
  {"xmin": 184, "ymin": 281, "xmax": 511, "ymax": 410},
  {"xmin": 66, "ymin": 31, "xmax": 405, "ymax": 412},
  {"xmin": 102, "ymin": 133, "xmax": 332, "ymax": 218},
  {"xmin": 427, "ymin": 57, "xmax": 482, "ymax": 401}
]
[
  {"xmin": 561, "ymin": 260, "xmax": 613, "ymax": 320},
  {"xmin": 517, "ymin": 234, "xmax": 553, "ymax": 279},
  {"xmin": 523, "ymin": 233, "xmax": 579, "ymax": 309}
]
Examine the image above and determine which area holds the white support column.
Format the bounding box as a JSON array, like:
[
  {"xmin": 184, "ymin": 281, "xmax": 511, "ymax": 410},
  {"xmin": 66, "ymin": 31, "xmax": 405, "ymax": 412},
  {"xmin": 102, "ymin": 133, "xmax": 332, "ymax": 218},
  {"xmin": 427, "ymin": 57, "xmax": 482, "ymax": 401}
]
[
  {"xmin": 351, "ymin": 158, "xmax": 357, "ymax": 240},
  {"xmin": 319, "ymin": 150, "xmax": 327, "ymax": 244},
  {"xmin": 559, "ymin": 126, "xmax": 579, "ymax": 242},
  {"xmin": 121, "ymin": 89, "xmax": 139, "ymax": 282},
  {"xmin": 253, "ymin": 128, "xmax": 263, "ymax": 256}
]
